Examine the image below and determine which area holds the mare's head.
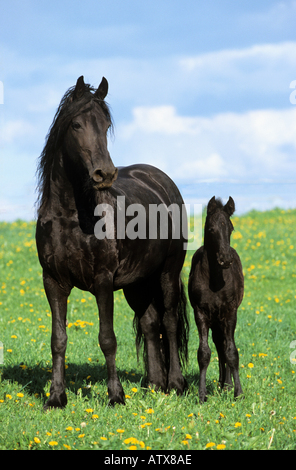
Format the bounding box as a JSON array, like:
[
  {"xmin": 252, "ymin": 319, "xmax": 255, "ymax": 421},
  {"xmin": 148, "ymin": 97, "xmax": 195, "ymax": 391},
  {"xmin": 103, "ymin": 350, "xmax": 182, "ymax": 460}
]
[
  {"xmin": 204, "ymin": 196, "xmax": 235, "ymax": 268},
  {"xmin": 37, "ymin": 76, "xmax": 118, "ymax": 211},
  {"xmin": 62, "ymin": 76, "xmax": 118, "ymax": 189}
]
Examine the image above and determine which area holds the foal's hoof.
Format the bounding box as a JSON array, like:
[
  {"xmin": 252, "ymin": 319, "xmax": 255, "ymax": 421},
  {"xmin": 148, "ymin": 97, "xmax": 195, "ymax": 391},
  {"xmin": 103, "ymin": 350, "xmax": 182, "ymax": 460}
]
[{"xmin": 44, "ymin": 392, "xmax": 67, "ymax": 411}]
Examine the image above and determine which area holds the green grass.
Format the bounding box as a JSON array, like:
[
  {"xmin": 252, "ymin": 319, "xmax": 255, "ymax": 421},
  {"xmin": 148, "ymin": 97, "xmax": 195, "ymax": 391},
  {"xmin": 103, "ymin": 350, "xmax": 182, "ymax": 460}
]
[{"xmin": 1, "ymin": 209, "xmax": 296, "ymax": 450}]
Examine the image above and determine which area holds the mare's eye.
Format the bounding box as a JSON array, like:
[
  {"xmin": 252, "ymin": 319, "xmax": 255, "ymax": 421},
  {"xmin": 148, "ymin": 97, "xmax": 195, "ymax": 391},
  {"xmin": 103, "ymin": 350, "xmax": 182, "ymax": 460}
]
[{"xmin": 72, "ymin": 121, "xmax": 81, "ymax": 130}]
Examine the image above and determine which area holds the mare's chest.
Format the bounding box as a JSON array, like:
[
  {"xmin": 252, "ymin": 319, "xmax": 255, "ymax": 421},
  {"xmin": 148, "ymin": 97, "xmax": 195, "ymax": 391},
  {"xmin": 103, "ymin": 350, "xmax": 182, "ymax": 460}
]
[{"xmin": 36, "ymin": 215, "xmax": 116, "ymax": 291}]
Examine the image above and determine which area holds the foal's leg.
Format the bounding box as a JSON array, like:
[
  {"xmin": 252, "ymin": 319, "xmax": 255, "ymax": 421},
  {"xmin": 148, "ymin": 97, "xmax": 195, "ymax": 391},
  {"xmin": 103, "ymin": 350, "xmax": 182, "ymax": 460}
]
[
  {"xmin": 224, "ymin": 315, "xmax": 243, "ymax": 399},
  {"xmin": 43, "ymin": 272, "xmax": 70, "ymax": 410},
  {"xmin": 212, "ymin": 327, "xmax": 232, "ymax": 391},
  {"xmin": 194, "ymin": 308, "xmax": 211, "ymax": 404},
  {"xmin": 95, "ymin": 272, "xmax": 125, "ymax": 406}
]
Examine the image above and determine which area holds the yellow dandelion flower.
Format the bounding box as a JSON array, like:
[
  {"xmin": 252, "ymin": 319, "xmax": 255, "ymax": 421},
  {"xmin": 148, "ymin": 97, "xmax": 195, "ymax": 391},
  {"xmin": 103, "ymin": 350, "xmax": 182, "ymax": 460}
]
[
  {"xmin": 66, "ymin": 427, "xmax": 73, "ymax": 431},
  {"xmin": 34, "ymin": 437, "xmax": 41, "ymax": 444},
  {"xmin": 217, "ymin": 444, "xmax": 226, "ymax": 450},
  {"xmin": 131, "ymin": 387, "xmax": 138, "ymax": 393},
  {"xmin": 63, "ymin": 444, "xmax": 71, "ymax": 450},
  {"xmin": 234, "ymin": 422, "xmax": 242, "ymax": 428},
  {"xmin": 48, "ymin": 441, "xmax": 58, "ymax": 446},
  {"xmin": 78, "ymin": 434, "xmax": 85, "ymax": 438},
  {"xmin": 205, "ymin": 442, "xmax": 215, "ymax": 448},
  {"xmin": 117, "ymin": 429, "xmax": 125, "ymax": 433},
  {"xmin": 92, "ymin": 414, "xmax": 99, "ymax": 420},
  {"xmin": 17, "ymin": 393, "xmax": 24, "ymax": 398},
  {"xmin": 248, "ymin": 363, "xmax": 254, "ymax": 368},
  {"xmin": 124, "ymin": 437, "xmax": 139, "ymax": 445},
  {"xmin": 85, "ymin": 408, "xmax": 93, "ymax": 413},
  {"xmin": 145, "ymin": 408, "xmax": 154, "ymax": 414}
]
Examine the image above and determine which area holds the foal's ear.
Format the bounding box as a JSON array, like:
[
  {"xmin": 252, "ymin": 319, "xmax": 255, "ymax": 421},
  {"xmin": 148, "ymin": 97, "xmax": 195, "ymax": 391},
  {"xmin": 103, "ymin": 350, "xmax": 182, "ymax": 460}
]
[
  {"xmin": 224, "ymin": 196, "xmax": 235, "ymax": 216},
  {"xmin": 95, "ymin": 77, "xmax": 109, "ymax": 100},
  {"xmin": 73, "ymin": 76, "xmax": 86, "ymax": 100},
  {"xmin": 207, "ymin": 196, "xmax": 217, "ymax": 215}
]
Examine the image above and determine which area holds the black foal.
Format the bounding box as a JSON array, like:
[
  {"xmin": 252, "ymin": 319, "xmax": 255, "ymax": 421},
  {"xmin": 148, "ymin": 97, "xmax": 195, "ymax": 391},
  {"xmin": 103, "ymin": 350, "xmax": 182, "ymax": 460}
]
[{"xmin": 188, "ymin": 196, "xmax": 244, "ymax": 403}]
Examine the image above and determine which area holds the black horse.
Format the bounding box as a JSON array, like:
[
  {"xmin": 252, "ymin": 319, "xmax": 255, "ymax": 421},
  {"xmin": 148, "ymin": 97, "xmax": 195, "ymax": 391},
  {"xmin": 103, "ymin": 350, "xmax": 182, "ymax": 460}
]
[
  {"xmin": 36, "ymin": 76, "xmax": 189, "ymax": 410},
  {"xmin": 188, "ymin": 196, "xmax": 244, "ymax": 403}
]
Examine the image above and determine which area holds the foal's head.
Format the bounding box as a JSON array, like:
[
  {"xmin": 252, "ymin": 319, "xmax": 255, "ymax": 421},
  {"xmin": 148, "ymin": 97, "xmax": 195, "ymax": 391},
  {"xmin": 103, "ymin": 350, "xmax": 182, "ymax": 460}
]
[{"xmin": 204, "ymin": 196, "xmax": 235, "ymax": 268}]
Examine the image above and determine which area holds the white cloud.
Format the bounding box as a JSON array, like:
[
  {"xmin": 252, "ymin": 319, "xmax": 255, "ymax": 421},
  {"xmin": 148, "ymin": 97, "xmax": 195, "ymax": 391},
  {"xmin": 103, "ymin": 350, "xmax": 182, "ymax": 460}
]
[
  {"xmin": 114, "ymin": 105, "xmax": 296, "ymax": 183},
  {"xmin": 0, "ymin": 119, "xmax": 36, "ymax": 145}
]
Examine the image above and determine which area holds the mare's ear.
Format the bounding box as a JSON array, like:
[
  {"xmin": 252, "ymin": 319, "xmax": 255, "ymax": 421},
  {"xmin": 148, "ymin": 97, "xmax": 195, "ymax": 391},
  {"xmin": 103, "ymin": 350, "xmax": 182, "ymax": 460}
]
[
  {"xmin": 224, "ymin": 196, "xmax": 235, "ymax": 216},
  {"xmin": 73, "ymin": 76, "xmax": 85, "ymax": 101},
  {"xmin": 207, "ymin": 196, "xmax": 217, "ymax": 215},
  {"xmin": 95, "ymin": 77, "xmax": 108, "ymax": 100}
]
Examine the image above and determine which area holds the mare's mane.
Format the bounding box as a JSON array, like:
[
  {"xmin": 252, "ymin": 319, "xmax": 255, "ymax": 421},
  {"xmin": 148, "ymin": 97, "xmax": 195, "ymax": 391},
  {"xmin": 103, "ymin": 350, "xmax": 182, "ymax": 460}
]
[{"xmin": 36, "ymin": 82, "xmax": 113, "ymax": 214}]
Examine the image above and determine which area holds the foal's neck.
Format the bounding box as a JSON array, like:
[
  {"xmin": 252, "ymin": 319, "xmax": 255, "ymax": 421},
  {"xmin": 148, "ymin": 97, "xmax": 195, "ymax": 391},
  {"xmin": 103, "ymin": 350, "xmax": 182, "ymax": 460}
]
[{"xmin": 203, "ymin": 241, "xmax": 225, "ymax": 292}]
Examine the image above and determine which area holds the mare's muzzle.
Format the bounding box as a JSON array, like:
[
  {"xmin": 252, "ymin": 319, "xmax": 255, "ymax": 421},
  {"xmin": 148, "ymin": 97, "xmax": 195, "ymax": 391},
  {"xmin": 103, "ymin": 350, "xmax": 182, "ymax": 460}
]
[{"xmin": 92, "ymin": 167, "xmax": 118, "ymax": 189}]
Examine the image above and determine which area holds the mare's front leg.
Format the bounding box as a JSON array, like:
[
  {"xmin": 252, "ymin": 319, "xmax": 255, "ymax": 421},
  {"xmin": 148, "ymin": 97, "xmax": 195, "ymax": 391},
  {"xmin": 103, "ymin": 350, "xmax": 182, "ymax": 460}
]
[
  {"xmin": 95, "ymin": 272, "xmax": 125, "ymax": 406},
  {"xmin": 43, "ymin": 272, "xmax": 71, "ymax": 410},
  {"xmin": 194, "ymin": 308, "xmax": 211, "ymax": 404}
]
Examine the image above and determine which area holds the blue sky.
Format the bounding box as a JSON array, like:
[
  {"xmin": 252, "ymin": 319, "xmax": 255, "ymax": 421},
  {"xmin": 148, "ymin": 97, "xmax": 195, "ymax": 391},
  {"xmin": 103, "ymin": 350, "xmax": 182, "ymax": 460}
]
[{"xmin": 1, "ymin": 0, "xmax": 296, "ymax": 219}]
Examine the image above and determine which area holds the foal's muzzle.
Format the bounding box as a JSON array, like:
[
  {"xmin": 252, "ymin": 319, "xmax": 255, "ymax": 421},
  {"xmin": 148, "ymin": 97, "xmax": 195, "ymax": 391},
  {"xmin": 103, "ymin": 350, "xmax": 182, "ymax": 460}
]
[
  {"xmin": 217, "ymin": 252, "xmax": 234, "ymax": 269},
  {"xmin": 92, "ymin": 167, "xmax": 118, "ymax": 189}
]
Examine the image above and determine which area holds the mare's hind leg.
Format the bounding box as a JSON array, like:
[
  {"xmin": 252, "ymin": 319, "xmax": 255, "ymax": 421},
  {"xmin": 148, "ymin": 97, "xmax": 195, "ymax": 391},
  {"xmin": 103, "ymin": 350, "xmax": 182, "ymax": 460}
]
[
  {"xmin": 194, "ymin": 308, "xmax": 211, "ymax": 404},
  {"xmin": 124, "ymin": 281, "xmax": 167, "ymax": 392},
  {"xmin": 95, "ymin": 272, "xmax": 125, "ymax": 406},
  {"xmin": 161, "ymin": 272, "xmax": 187, "ymax": 395},
  {"xmin": 43, "ymin": 272, "xmax": 70, "ymax": 410}
]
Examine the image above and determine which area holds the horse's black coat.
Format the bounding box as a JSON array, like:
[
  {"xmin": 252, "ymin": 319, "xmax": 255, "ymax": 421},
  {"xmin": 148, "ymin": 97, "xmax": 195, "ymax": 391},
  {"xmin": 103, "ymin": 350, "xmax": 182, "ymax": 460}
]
[
  {"xmin": 188, "ymin": 196, "xmax": 244, "ymax": 403},
  {"xmin": 35, "ymin": 76, "xmax": 189, "ymax": 409}
]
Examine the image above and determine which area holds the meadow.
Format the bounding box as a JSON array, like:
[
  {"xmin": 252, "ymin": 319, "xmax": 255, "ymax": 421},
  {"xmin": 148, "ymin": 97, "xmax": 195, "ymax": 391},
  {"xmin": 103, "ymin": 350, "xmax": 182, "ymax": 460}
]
[{"xmin": 0, "ymin": 208, "xmax": 296, "ymax": 450}]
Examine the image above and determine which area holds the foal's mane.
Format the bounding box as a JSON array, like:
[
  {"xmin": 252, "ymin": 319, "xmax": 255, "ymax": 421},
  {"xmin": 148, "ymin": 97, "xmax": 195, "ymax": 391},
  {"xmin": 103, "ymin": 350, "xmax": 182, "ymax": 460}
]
[{"xmin": 36, "ymin": 82, "xmax": 113, "ymax": 214}]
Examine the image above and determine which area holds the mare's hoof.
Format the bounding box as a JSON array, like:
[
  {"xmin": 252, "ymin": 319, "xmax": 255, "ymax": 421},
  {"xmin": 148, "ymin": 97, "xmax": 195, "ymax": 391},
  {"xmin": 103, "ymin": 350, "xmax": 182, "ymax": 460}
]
[
  {"xmin": 44, "ymin": 392, "xmax": 67, "ymax": 410},
  {"xmin": 108, "ymin": 385, "xmax": 125, "ymax": 406},
  {"xmin": 108, "ymin": 394, "xmax": 125, "ymax": 406},
  {"xmin": 167, "ymin": 376, "xmax": 187, "ymax": 395}
]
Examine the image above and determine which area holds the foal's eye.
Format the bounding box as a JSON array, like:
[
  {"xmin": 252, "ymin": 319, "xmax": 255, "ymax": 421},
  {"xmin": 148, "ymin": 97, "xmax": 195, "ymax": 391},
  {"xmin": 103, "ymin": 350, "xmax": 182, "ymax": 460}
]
[{"xmin": 72, "ymin": 121, "xmax": 81, "ymax": 130}]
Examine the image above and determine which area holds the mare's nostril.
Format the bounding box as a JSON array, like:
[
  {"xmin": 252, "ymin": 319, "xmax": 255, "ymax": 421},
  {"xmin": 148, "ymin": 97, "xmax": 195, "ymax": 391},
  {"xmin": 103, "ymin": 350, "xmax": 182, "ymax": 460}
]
[{"xmin": 92, "ymin": 169, "xmax": 104, "ymax": 183}]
